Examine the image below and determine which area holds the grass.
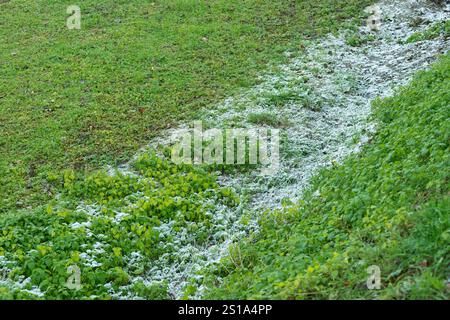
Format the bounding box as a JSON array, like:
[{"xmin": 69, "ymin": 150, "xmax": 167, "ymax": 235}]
[
  {"xmin": 406, "ymin": 20, "xmax": 450, "ymax": 43},
  {"xmin": 1, "ymin": 0, "xmax": 447, "ymax": 302},
  {"xmin": 264, "ymin": 91, "xmax": 303, "ymax": 107},
  {"xmin": 345, "ymin": 32, "xmax": 376, "ymax": 47},
  {"xmin": 203, "ymin": 54, "xmax": 450, "ymax": 300},
  {"xmin": 0, "ymin": 0, "xmax": 373, "ymax": 214},
  {"xmin": 247, "ymin": 112, "xmax": 290, "ymax": 128}
]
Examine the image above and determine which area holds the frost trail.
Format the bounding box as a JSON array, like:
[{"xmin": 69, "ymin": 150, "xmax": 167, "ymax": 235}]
[
  {"xmin": 140, "ymin": 0, "xmax": 449, "ymax": 298},
  {"xmin": 202, "ymin": 0, "xmax": 450, "ymax": 211},
  {"xmin": 2, "ymin": 0, "xmax": 448, "ymax": 300}
]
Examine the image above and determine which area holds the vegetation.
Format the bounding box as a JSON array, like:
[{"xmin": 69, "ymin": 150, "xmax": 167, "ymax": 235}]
[
  {"xmin": 2, "ymin": 0, "xmax": 448, "ymax": 301},
  {"xmin": 0, "ymin": 0, "xmax": 372, "ymax": 214},
  {"xmin": 247, "ymin": 112, "xmax": 290, "ymax": 128},
  {"xmin": 204, "ymin": 54, "xmax": 450, "ymax": 300},
  {"xmin": 0, "ymin": 152, "xmax": 239, "ymax": 299},
  {"xmin": 406, "ymin": 20, "xmax": 450, "ymax": 43},
  {"xmin": 345, "ymin": 32, "xmax": 375, "ymax": 47}
]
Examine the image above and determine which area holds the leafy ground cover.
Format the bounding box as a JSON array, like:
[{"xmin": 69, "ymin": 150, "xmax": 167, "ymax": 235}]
[
  {"xmin": 0, "ymin": 0, "xmax": 372, "ymax": 214},
  {"xmin": 2, "ymin": 0, "xmax": 448, "ymax": 301},
  {"xmin": 0, "ymin": 151, "xmax": 239, "ymax": 299},
  {"xmin": 204, "ymin": 54, "xmax": 450, "ymax": 300}
]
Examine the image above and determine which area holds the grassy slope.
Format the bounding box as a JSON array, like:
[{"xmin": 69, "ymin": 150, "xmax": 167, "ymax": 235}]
[
  {"xmin": 0, "ymin": 0, "xmax": 372, "ymax": 214},
  {"xmin": 205, "ymin": 54, "xmax": 450, "ymax": 300}
]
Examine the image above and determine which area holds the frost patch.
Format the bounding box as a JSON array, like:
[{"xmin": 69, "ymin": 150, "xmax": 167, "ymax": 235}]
[
  {"xmin": 2, "ymin": 0, "xmax": 448, "ymax": 300},
  {"xmin": 137, "ymin": 0, "xmax": 449, "ymax": 298}
]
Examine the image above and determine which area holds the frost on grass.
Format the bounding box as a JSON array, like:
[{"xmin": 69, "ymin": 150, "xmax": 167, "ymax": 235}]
[
  {"xmin": 1, "ymin": 0, "xmax": 448, "ymax": 299},
  {"xmin": 0, "ymin": 256, "xmax": 44, "ymax": 298},
  {"xmin": 202, "ymin": 0, "xmax": 450, "ymax": 211},
  {"xmin": 139, "ymin": 0, "xmax": 449, "ymax": 298}
]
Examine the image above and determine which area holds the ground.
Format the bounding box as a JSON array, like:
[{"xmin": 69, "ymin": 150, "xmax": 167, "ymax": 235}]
[
  {"xmin": 0, "ymin": 0, "xmax": 449, "ymax": 300},
  {"xmin": 0, "ymin": 0, "xmax": 371, "ymax": 213}
]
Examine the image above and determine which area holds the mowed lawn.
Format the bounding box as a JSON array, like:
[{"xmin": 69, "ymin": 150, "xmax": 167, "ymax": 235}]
[{"xmin": 0, "ymin": 0, "xmax": 372, "ymax": 213}]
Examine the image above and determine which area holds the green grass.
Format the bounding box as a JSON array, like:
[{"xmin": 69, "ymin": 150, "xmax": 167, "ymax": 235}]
[
  {"xmin": 0, "ymin": 0, "xmax": 372, "ymax": 214},
  {"xmin": 264, "ymin": 91, "xmax": 303, "ymax": 107},
  {"xmin": 247, "ymin": 112, "xmax": 290, "ymax": 127},
  {"xmin": 203, "ymin": 54, "xmax": 450, "ymax": 300},
  {"xmin": 406, "ymin": 20, "xmax": 450, "ymax": 43},
  {"xmin": 1, "ymin": 0, "xmax": 448, "ymax": 301},
  {"xmin": 345, "ymin": 32, "xmax": 375, "ymax": 47}
]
